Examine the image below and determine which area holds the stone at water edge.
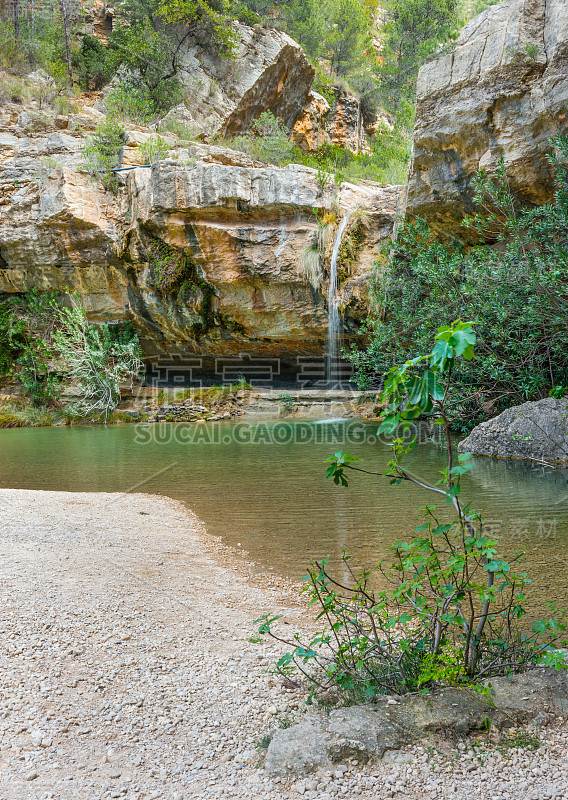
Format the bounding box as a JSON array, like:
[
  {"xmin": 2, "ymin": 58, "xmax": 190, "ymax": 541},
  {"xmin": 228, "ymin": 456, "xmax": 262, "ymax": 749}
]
[
  {"xmin": 263, "ymin": 670, "xmax": 568, "ymax": 780},
  {"xmin": 457, "ymin": 397, "xmax": 568, "ymax": 463}
]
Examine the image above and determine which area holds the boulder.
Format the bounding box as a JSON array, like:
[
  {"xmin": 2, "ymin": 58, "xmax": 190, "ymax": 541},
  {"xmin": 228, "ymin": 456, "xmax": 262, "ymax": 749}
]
[
  {"xmin": 264, "ymin": 669, "xmax": 568, "ymax": 779},
  {"xmin": 406, "ymin": 0, "xmax": 568, "ymax": 238},
  {"xmin": 159, "ymin": 22, "xmax": 315, "ymax": 139},
  {"xmin": 458, "ymin": 398, "xmax": 568, "ymax": 463}
]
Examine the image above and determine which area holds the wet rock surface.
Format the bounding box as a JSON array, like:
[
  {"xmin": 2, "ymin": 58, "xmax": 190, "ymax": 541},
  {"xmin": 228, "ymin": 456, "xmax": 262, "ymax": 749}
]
[{"xmin": 458, "ymin": 398, "xmax": 568, "ymax": 463}]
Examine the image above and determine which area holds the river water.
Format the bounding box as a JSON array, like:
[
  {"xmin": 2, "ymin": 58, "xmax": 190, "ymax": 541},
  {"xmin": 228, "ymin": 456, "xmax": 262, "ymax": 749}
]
[{"xmin": 1, "ymin": 419, "xmax": 567, "ymax": 614}]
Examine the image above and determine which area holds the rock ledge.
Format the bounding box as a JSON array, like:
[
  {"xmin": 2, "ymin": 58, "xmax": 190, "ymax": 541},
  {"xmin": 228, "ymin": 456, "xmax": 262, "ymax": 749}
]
[{"xmin": 264, "ymin": 669, "xmax": 568, "ymax": 778}]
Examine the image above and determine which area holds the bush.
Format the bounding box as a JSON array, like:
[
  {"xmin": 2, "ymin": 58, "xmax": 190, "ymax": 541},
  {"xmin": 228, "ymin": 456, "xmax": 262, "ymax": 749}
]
[
  {"xmin": 226, "ymin": 111, "xmax": 299, "ymax": 166},
  {"xmin": 52, "ymin": 295, "xmax": 143, "ymax": 421},
  {"xmin": 257, "ymin": 322, "xmax": 567, "ymax": 700},
  {"xmin": 348, "ymin": 135, "xmax": 568, "ymax": 430},
  {"xmin": 106, "ymin": 15, "xmax": 184, "ymax": 122},
  {"xmin": 0, "ymin": 397, "xmax": 54, "ymax": 428},
  {"xmin": 140, "ymin": 135, "xmax": 170, "ymax": 164},
  {"xmin": 73, "ymin": 34, "xmax": 111, "ymax": 91},
  {"xmin": 0, "ymin": 289, "xmax": 63, "ymax": 406},
  {"xmin": 157, "ymin": 117, "xmax": 197, "ymax": 142}
]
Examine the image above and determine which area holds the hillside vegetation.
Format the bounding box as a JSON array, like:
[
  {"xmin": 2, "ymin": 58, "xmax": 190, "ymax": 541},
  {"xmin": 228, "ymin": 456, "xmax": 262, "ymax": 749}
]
[{"xmin": 0, "ymin": 0, "xmax": 492, "ymax": 183}]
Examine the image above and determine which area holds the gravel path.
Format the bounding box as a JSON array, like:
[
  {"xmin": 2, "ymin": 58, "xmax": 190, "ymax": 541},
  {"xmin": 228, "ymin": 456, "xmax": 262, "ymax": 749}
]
[{"xmin": 0, "ymin": 488, "xmax": 567, "ymax": 800}]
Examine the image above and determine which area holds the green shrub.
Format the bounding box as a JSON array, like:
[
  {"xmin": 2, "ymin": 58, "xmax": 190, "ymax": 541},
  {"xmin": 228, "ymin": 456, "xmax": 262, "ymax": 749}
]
[
  {"xmin": 0, "ymin": 71, "xmax": 33, "ymax": 104},
  {"xmin": 226, "ymin": 111, "xmax": 299, "ymax": 166},
  {"xmin": 157, "ymin": 117, "xmax": 197, "ymax": 142},
  {"xmin": 0, "ymin": 289, "xmax": 63, "ymax": 406},
  {"xmin": 139, "ymin": 136, "xmax": 170, "ymax": 164},
  {"xmin": 0, "ymin": 410, "xmax": 22, "ymax": 428},
  {"xmin": 106, "ymin": 14, "xmax": 184, "ymax": 122},
  {"xmin": 73, "ymin": 35, "xmax": 112, "ymax": 91},
  {"xmin": 348, "ymin": 135, "xmax": 568, "ymax": 430},
  {"xmin": 0, "ymin": 398, "xmax": 54, "ymax": 428},
  {"xmin": 52, "ymin": 295, "xmax": 143, "ymax": 421},
  {"xmin": 81, "ymin": 119, "xmax": 125, "ymax": 191},
  {"xmin": 104, "ymin": 82, "xmax": 165, "ymax": 125}
]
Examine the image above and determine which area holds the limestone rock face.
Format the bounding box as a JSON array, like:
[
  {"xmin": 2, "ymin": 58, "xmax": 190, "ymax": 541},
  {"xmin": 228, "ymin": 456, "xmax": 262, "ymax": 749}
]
[
  {"xmin": 458, "ymin": 397, "xmax": 568, "ymax": 463},
  {"xmin": 0, "ymin": 102, "xmax": 400, "ymax": 363},
  {"xmin": 406, "ymin": 0, "xmax": 568, "ymax": 237},
  {"xmin": 292, "ymin": 88, "xmax": 386, "ymax": 154},
  {"xmin": 329, "ymin": 89, "xmax": 365, "ymax": 153},
  {"xmin": 291, "ymin": 91, "xmax": 331, "ymax": 152},
  {"xmin": 160, "ymin": 22, "xmax": 315, "ymax": 140}
]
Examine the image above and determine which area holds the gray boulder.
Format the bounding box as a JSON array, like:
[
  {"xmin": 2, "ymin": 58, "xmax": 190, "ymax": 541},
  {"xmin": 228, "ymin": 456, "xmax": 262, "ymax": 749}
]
[
  {"xmin": 264, "ymin": 669, "xmax": 568, "ymax": 779},
  {"xmin": 458, "ymin": 398, "xmax": 568, "ymax": 463}
]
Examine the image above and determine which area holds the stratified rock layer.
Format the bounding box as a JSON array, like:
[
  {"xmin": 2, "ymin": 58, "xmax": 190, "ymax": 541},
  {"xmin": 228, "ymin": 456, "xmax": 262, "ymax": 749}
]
[
  {"xmin": 406, "ymin": 0, "xmax": 568, "ymax": 237},
  {"xmin": 458, "ymin": 397, "xmax": 568, "ymax": 462},
  {"xmin": 0, "ymin": 100, "xmax": 400, "ymax": 361}
]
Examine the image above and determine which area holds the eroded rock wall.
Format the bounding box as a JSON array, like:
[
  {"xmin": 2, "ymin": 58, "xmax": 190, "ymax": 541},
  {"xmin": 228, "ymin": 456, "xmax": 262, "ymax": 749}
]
[
  {"xmin": 406, "ymin": 0, "xmax": 568, "ymax": 237},
  {"xmin": 159, "ymin": 22, "xmax": 315, "ymax": 140},
  {"xmin": 0, "ymin": 100, "xmax": 400, "ymax": 362}
]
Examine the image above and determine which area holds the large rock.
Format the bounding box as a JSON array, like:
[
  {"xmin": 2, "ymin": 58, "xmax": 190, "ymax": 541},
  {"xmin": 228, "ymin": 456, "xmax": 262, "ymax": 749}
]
[
  {"xmin": 291, "ymin": 91, "xmax": 331, "ymax": 152},
  {"xmin": 292, "ymin": 88, "xmax": 390, "ymax": 154},
  {"xmin": 458, "ymin": 397, "xmax": 568, "ymax": 463},
  {"xmin": 264, "ymin": 669, "xmax": 568, "ymax": 779},
  {"xmin": 406, "ymin": 0, "xmax": 568, "ymax": 237},
  {"xmin": 159, "ymin": 22, "xmax": 315, "ymax": 139},
  {"xmin": 0, "ymin": 102, "xmax": 401, "ymax": 364}
]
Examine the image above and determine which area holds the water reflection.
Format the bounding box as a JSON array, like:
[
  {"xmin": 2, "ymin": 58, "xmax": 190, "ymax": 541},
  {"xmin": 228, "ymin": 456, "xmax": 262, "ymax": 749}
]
[{"xmin": 0, "ymin": 420, "xmax": 566, "ymax": 615}]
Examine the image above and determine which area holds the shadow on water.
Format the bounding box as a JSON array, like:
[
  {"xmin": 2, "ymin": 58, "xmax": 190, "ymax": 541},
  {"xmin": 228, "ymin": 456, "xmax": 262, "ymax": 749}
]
[{"xmin": 0, "ymin": 419, "xmax": 567, "ymax": 614}]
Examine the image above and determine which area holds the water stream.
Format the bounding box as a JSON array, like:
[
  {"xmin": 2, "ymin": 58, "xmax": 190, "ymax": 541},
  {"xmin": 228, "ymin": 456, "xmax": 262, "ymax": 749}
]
[{"xmin": 326, "ymin": 212, "xmax": 352, "ymax": 386}]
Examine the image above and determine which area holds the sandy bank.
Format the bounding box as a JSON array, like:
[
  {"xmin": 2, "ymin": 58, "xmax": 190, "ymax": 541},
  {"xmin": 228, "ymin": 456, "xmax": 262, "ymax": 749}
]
[{"xmin": 1, "ymin": 489, "xmax": 567, "ymax": 800}]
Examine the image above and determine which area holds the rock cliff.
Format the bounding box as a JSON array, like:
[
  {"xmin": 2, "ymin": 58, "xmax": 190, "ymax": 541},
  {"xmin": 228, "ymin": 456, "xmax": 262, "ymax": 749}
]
[
  {"xmin": 406, "ymin": 0, "xmax": 568, "ymax": 237},
  {"xmin": 0, "ymin": 97, "xmax": 400, "ymax": 367}
]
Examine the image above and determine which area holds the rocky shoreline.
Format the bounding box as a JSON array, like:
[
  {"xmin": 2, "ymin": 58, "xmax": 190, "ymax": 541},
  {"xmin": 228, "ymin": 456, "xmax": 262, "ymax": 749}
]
[{"xmin": 0, "ymin": 489, "xmax": 567, "ymax": 800}]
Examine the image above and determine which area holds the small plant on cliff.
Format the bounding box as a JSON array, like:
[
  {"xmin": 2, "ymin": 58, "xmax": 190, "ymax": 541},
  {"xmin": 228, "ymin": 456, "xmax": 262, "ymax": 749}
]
[
  {"xmin": 80, "ymin": 119, "xmax": 125, "ymax": 192},
  {"xmin": 257, "ymin": 321, "xmax": 567, "ymax": 700},
  {"xmin": 227, "ymin": 112, "xmax": 298, "ymax": 166},
  {"xmin": 139, "ymin": 136, "xmax": 170, "ymax": 164},
  {"xmin": 53, "ymin": 295, "xmax": 143, "ymax": 421}
]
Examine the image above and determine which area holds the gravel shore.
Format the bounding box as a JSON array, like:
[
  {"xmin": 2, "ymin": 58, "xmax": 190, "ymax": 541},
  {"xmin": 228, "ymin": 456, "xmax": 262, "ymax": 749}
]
[{"xmin": 0, "ymin": 488, "xmax": 567, "ymax": 800}]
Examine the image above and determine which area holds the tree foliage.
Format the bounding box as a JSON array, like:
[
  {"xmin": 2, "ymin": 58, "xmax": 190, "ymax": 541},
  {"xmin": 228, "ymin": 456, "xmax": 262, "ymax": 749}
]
[
  {"xmin": 378, "ymin": 0, "xmax": 460, "ymax": 113},
  {"xmin": 73, "ymin": 34, "xmax": 111, "ymax": 90},
  {"xmin": 281, "ymin": 0, "xmax": 371, "ymax": 77}
]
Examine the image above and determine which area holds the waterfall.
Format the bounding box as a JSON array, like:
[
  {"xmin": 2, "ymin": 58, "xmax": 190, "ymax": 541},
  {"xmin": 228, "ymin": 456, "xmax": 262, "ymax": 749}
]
[{"xmin": 326, "ymin": 212, "xmax": 352, "ymax": 387}]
